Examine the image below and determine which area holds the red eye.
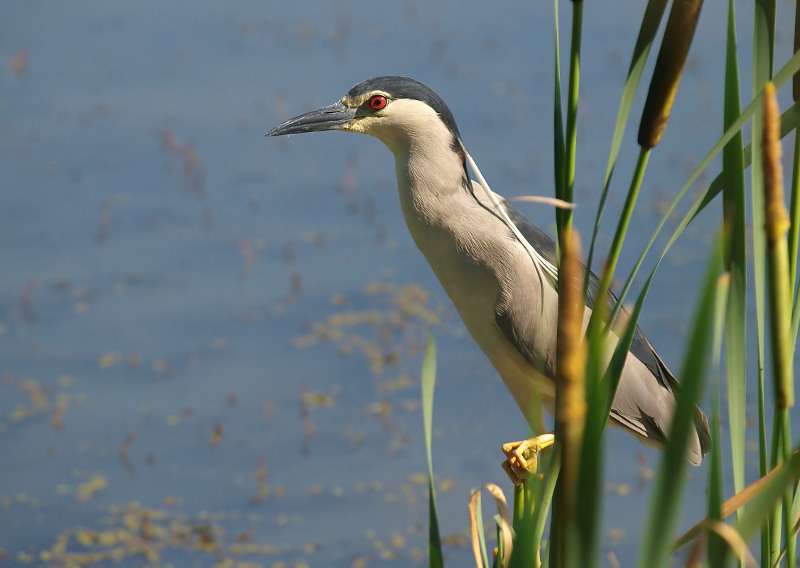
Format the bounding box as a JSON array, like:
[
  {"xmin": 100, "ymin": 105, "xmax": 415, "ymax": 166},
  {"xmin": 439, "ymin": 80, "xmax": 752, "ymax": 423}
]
[{"xmin": 369, "ymin": 95, "xmax": 387, "ymax": 110}]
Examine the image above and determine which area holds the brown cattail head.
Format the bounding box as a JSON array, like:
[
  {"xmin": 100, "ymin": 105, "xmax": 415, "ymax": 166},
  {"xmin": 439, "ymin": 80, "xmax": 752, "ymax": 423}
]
[
  {"xmin": 762, "ymin": 81, "xmax": 794, "ymax": 409},
  {"xmin": 556, "ymin": 230, "xmax": 587, "ymax": 434},
  {"xmin": 763, "ymin": 82, "xmax": 790, "ymax": 244},
  {"xmin": 554, "ymin": 229, "xmax": 588, "ymax": 545},
  {"xmin": 638, "ymin": 0, "xmax": 705, "ymax": 149}
]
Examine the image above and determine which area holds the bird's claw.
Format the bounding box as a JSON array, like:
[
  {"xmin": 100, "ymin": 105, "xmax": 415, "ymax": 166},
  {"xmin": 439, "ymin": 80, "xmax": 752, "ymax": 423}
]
[{"xmin": 501, "ymin": 433, "xmax": 555, "ymax": 486}]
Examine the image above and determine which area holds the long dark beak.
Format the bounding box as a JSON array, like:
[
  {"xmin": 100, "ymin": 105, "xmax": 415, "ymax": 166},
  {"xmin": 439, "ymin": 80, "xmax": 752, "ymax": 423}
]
[{"xmin": 267, "ymin": 101, "xmax": 357, "ymax": 136}]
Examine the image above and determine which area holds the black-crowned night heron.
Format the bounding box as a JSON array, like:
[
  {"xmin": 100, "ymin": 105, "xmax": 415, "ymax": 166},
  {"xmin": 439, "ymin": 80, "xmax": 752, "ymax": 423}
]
[{"xmin": 268, "ymin": 76, "xmax": 711, "ymax": 479}]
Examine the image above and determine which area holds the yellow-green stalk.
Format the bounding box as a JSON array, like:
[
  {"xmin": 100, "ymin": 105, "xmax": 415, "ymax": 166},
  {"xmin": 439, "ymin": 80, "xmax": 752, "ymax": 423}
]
[
  {"xmin": 763, "ymin": 79, "xmax": 796, "ymax": 568},
  {"xmin": 794, "ymin": 1, "xmax": 800, "ymax": 102},
  {"xmin": 553, "ymin": 229, "xmax": 587, "ymax": 566}
]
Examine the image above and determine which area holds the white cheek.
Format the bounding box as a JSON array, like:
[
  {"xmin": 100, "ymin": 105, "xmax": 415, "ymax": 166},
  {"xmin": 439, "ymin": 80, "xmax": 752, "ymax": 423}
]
[
  {"xmin": 372, "ymin": 101, "xmax": 451, "ymax": 145},
  {"xmin": 387, "ymin": 99, "xmax": 441, "ymax": 122}
]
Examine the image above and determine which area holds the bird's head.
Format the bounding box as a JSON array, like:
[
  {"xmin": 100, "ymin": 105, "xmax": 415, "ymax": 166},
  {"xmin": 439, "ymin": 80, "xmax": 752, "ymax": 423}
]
[{"xmin": 267, "ymin": 76, "xmax": 462, "ymax": 154}]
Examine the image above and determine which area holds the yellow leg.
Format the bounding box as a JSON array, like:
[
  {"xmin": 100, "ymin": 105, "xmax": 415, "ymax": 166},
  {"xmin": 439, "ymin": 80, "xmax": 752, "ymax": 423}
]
[{"xmin": 501, "ymin": 433, "xmax": 555, "ymax": 486}]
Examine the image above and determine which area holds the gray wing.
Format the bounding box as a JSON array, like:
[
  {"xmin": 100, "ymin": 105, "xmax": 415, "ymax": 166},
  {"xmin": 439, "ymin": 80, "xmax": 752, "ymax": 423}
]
[
  {"xmin": 500, "ymin": 205, "xmax": 673, "ymax": 389},
  {"xmin": 498, "ymin": 206, "xmax": 711, "ymax": 454}
]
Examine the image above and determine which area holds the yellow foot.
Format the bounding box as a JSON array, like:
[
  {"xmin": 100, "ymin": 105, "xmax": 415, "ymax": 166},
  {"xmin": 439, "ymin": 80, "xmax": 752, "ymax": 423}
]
[{"xmin": 501, "ymin": 433, "xmax": 555, "ymax": 486}]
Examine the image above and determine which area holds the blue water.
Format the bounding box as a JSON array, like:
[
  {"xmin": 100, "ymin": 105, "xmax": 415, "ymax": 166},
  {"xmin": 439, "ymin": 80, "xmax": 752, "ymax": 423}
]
[{"xmin": 1, "ymin": 1, "xmax": 796, "ymax": 566}]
